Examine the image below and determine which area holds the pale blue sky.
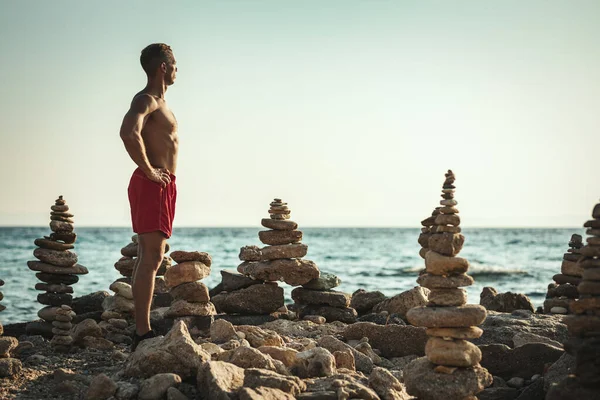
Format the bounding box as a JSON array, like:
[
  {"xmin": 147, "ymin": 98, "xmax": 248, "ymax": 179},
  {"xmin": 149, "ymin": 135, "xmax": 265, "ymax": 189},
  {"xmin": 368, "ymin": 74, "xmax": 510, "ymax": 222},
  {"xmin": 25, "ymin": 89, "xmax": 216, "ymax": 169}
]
[{"xmin": 1, "ymin": 1, "xmax": 599, "ymax": 227}]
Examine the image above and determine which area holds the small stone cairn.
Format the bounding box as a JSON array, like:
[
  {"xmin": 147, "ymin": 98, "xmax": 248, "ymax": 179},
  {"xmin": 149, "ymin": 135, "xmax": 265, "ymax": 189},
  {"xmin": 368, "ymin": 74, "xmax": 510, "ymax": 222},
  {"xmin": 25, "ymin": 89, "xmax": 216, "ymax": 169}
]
[
  {"xmin": 213, "ymin": 199, "xmax": 319, "ymax": 320},
  {"xmin": 0, "ymin": 279, "xmax": 22, "ymax": 378},
  {"xmin": 548, "ymin": 199, "xmax": 600, "ymax": 398},
  {"xmin": 543, "ymin": 234, "xmax": 584, "ymax": 314},
  {"xmin": 51, "ymin": 305, "xmax": 74, "ymax": 352},
  {"xmin": 164, "ymin": 251, "xmax": 216, "ymax": 321},
  {"xmin": 293, "ymin": 272, "xmax": 355, "ymax": 324},
  {"xmin": 419, "ymin": 207, "xmax": 442, "ymax": 259},
  {"xmin": 404, "ymin": 170, "xmax": 492, "ymax": 400},
  {"xmin": 27, "ymin": 196, "xmax": 88, "ymax": 337}
]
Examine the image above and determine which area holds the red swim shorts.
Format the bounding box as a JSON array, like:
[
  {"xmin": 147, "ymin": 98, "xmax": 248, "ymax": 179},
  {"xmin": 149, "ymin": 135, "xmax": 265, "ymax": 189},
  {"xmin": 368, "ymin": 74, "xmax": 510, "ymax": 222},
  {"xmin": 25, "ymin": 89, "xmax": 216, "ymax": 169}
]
[{"xmin": 128, "ymin": 168, "xmax": 177, "ymax": 238}]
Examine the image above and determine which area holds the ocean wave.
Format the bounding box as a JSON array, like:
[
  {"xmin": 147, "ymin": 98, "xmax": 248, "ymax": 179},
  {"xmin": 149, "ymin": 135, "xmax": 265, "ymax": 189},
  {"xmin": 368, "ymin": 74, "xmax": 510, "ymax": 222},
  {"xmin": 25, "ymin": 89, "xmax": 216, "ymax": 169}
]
[{"xmin": 469, "ymin": 265, "xmax": 531, "ymax": 278}]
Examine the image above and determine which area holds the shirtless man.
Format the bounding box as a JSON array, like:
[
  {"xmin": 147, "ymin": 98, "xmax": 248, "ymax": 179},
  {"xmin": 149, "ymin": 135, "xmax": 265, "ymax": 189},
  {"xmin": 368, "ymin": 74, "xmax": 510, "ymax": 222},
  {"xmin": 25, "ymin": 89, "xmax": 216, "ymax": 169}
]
[{"xmin": 119, "ymin": 43, "xmax": 178, "ymax": 350}]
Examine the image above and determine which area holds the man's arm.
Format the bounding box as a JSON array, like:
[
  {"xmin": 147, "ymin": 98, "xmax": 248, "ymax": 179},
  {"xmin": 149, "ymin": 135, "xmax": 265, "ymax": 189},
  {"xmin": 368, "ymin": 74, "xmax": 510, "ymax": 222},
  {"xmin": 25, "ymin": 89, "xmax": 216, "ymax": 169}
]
[{"xmin": 120, "ymin": 94, "xmax": 171, "ymax": 187}]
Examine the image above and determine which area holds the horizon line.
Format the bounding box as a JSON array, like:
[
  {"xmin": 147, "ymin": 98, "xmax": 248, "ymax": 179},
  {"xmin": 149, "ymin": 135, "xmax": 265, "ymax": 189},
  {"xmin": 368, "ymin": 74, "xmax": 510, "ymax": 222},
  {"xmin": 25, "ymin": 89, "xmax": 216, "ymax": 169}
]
[{"xmin": 0, "ymin": 225, "xmax": 586, "ymax": 230}]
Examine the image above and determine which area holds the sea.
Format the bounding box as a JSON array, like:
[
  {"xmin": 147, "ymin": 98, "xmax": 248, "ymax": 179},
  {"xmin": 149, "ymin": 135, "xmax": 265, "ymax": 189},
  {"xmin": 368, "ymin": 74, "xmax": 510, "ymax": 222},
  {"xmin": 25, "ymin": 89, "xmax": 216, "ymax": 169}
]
[{"xmin": 0, "ymin": 227, "xmax": 585, "ymax": 324}]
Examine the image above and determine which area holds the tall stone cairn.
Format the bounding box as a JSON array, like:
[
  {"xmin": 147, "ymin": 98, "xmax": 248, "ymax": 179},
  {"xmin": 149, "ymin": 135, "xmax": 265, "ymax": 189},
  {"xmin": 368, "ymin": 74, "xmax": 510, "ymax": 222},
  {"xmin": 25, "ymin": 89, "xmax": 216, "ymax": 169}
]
[
  {"xmin": 164, "ymin": 250, "xmax": 216, "ymax": 320},
  {"xmin": 547, "ymin": 200, "xmax": 600, "ymax": 399},
  {"xmin": 543, "ymin": 234, "xmax": 584, "ymax": 314},
  {"xmin": 0, "ymin": 279, "xmax": 22, "ymax": 378},
  {"xmin": 27, "ymin": 196, "xmax": 88, "ymax": 337},
  {"xmin": 419, "ymin": 207, "xmax": 443, "ymax": 259},
  {"xmin": 51, "ymin": 304, "xmax": 74, "ymax": 352},
  {"xmin": 404, "ymin": 170, "xmax": 492, "ymax": 400}
]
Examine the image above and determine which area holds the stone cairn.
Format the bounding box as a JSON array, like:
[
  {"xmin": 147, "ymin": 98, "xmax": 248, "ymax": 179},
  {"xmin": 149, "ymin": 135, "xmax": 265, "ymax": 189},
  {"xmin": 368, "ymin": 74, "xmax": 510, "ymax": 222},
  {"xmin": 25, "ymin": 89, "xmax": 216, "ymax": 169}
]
[
  {"xmin": 27, "ymin": 196, "xmax": 87, "ymax": 337},
  {"xmin": 548, "ymin": 199, "xmax": 600, "ymax": 398},
  {"xmin": 164, "ymin": 251, "xmax": 216, "ymax": 324},
  {"xmin": 293, "ymin": 272, "xmax": 355, "ymax": 324},
  {"xmin": 51, "ymin": 305, "xmax": 74, "ymax": 352},
  {"xmin": 419, "ymin": 207, "xmax": 442, "ymax": 260},
  {"xmin": 404, "ymin": 170, "xmax": 492, "ymax": 400},
  {"xmin": 212, "ymin": 199, "xmax": 320, "ymax": 323},
  {"xmin": 0, "ymin": 279, "xmax": 22, "ymax": 378},
  {"xmin": 543, "ymin": 234, "xmax": 584, "ymax": 314}
]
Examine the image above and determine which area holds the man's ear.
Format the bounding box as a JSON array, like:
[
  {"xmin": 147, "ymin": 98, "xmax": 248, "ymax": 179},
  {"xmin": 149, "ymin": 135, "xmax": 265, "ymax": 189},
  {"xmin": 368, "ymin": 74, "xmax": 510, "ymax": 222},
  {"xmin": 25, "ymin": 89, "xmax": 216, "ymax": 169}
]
[{"xmin": 160, "ymin": 62, "xmax": 167, "ymax": 73}]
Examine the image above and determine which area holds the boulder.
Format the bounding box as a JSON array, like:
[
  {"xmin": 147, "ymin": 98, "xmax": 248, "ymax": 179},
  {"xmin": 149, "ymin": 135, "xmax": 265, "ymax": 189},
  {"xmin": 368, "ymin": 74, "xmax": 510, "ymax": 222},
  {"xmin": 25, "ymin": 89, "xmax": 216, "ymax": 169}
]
[
  {"xmin": 196, "ymin": 361, "xmax": 245, "ymax": 400},
  {"xmin": 479, "ymin": 343, "xmax": 563, "ymax": 380},
  {"xmin": 480, "ymin": 287, "xmax": 535, "ymax": 313},
  {"xmin": 343, "ymin": 322, "xmax": 427, "ymax": 358},
  {"xmin": 372, "ymin": 286, "xmax": 429, "ymax": 318}
]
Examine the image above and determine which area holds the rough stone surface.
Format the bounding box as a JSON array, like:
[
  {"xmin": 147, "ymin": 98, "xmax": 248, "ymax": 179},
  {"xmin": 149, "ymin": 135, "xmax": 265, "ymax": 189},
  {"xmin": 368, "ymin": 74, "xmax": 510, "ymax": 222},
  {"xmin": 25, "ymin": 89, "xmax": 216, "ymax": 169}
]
[
  {"xmin": 425, "ymin": 337, "xmax": 482, "ymax": 367},
  {"xmin": 258, "ymin": 230, "xmax": 303, "ymax": 245},
  {"xmin": 238, "ymin": 259, "xmax": 320, "ymax": 286},
  {"xmin": 292, "ymin": 288, "xmax": 350, "ymax": 308},
  {"xmin": 318, "ymin": 335, "xmax": 373, "ymax": 374},
  {"xmin": 425, "ymin": 251, "xmax": 469, "ymax": 275},
  {"xmin": 210, "ymin": 319, "xmax": 237, "ymax": 344},
  {"xmin": 138, "ymin": 373, "xmax": 182, "ymax": 400},
  {"xmin": 196, "ymin": 361, "xmax": 245, "ymax": 400},
  {"xmin": 350, "ymin": 289, "xmax": 387, "ymax": 315},
  {"xmin": 343, "ymin": 322, "xmax": 427, "ymax": 358},
  {"xmin": 86, "ymin": 373, "xmax": 117, "ymax": 400},
  {"xmin": 298, "ymin": 305, "xmax": 357, "ymax": 324},
  {"xmin": 165, "ymin": 300, "xmax": 216, "ymax": 318},
  {"xmin": 417, "ymin": 273, "xmax": 474, "ymax": 289},
  {"xmin": 543, "ymin": 353, "xmax": 575, "ymax": 392},
  {"xmin": 125, "ymin": 321, "xmax": 210, "ymax": 379},
  {"xmin": 212, "ymin": 284, "xmax": 284, "ymax": 314},
  {"xmin": 479, "ymin": 343, "xmax": 563, "ymax": 380},
  {"xmin": 406, "ymin": 304, "xmax": 487, "ymax": 328},
  {"xmin": 292, "ymin": 347, "xmax": 336, "ymax": 378},
  {"xmin": 220, "ymin": 270, "xmax": 262, "ymax": 292},
  {"xmin": 368, "ymin": 367, "xmax": 410, "ymax": 400},
  {"xmin": 169, "ymin": 251, "xmax": 212, "ymax": 266},
  {"xmin": 238, "ymin": 387, "xmax": 295, "ymax": 400},
  {"xmin": 261, "ymin": 244, "xmax": 308, "ymax": 260},
  {"xmin": 372, "ymin": 286, "xmax": 430, "ymax": 318},
  {"xmin": 169, "ymin": 281, "xmax": 210, "ymax": 303},
  {"xmin": 28, "ymin": 261, "xmax": 88, "ymax": 275},
  {"xmin": 261, "ymin": 218, "xmax": 298, "ymax": 231},
  {"xmin": 480, "ymin": 287, "xmax": 535, "ymax": 313},
  {"xmin": 302, "ymin": 272, "xmax": 341, "ymax": 291},
  {"xmin": 164, "ymin": 262, "xmax": 211, "ymax": 288},
  {"xmin": 428, "ymin": 288, "xmax": 467, "ymax": 306},
  {"xmin": 72, "ymin": 319, "xmax": 103, "ymax": 345},
  {"xmin": 428, "ymin": 233, "xmax": 465, "ymax": 257}
]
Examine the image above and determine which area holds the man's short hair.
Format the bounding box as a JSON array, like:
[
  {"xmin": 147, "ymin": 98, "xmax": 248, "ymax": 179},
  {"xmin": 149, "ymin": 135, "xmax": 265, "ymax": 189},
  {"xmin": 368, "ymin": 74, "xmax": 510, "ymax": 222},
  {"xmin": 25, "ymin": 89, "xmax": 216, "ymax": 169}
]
[{"xmin": 140, "ymin": 43, "xmax": 175, "ymax": 75}]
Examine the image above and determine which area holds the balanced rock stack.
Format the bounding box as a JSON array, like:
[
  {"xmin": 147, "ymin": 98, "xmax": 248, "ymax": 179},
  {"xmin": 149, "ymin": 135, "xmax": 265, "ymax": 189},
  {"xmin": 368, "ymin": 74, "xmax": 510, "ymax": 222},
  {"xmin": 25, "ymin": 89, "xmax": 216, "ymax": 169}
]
[
  {"xmin": 27, "ymin": 196, "xmax": 88, "ymax": 337},
  {"xmin": 0, "ymin": 282, "xmax": 21, "ymax": 378},
  {"xmin": 114, "ymin": 235, "xmax": 172, "ymax": 305},
  {"xmin": 404, "ymin": 170, "xmax": 492, "ymax": 400},
  {"xmin": 164, "ymin": 251, "xmax": 216, "ymax": 320},
  {"xmin": 292, "ymin": 272, "xmax": 356, "ymax": 323},
  {"xmin": 213, "ymin": 199, "xmax": 319, "ymax": 320},
  {"xmin": 51, "ymin": 305, "xmax": 74, "ymax": 352},
  {"xmin": 102, "ymin": 281, "xmax": 135, "ymax": 322},
  {"xmin": 543, "ymin": 234, "xmax": 584, "ymax": 314},
  {"xmin": 548, "ymin": 200, "xmax": 600, "ymax": 399},
  {"xmin": 419, "ymin": 207, "xmax": 442, "ymax": 259}
]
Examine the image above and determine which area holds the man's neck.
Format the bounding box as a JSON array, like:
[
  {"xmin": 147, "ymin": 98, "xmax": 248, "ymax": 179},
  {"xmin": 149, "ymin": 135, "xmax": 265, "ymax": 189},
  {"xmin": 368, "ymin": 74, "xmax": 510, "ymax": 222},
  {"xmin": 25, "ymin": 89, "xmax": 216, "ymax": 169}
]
[{"xmin": 145, "ymin": 79, "xmax": 168, "ymax": 99}]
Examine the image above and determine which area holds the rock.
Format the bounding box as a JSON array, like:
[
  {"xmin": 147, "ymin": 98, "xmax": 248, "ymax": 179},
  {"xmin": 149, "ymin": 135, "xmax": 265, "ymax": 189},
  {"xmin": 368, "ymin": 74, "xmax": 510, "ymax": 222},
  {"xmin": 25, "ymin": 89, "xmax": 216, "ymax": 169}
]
[
  {"xmin": 561, "ymin": 260, "xmax": 584, "ymax": 276},
  {"xmin": 110, "ymin": 282, "xmax": 134, "ymax": 299},
  {"xmin": 239, "ymin": 245, "xmax": 262, "ymax": 261},
  {"xmin": 114, "ymin": 257, "xmax": 136, "ymax": 276},
  {"xmin": 333, "ymin": 349, "xmax": 356, "ymax": 371},
  {"xmin": 357, "ymin": 312, "xmax": 406, "ymax": 325},
  {"xmin": 546, "ymin": 376, "xmax": 600, "ymax": 400},
  {"xmin": 292, "ymin": 288, "xmax": 351, "ymax": 307},
  {"xmin": 82, "ymin": 336, "xmax": 114, "ymax": 350},
  {"xmin": 404, "ymin": 357, "xmax": 492, "ymax": 400},
  {"xmin": 428, "ymin": 234, "xmax": 465, "ymax": 256},
  {"xmin": 34, "ymin": 238, "xmax": 74, "ymax": 251},
  {"xmin": 261, "ymin": 218, "xmax": 298, "ymax": 230},
  {"xmin": 244, "ymin": 368, "xmax": 306, "ymax": 395},
  {"xmin": 71, "ymin": 291, "xmax": 109, "ymax": 315},
  {"xmin": 406, "ymin": 304, "xmax": 487, "ymax": 327},
  {"xmin": 512, "ymin": 332, "xmax": 563, "ymax": 348},
  {"xmin": 164, "ymin": 261, "xmax": 211, "ymax": 288},
  {"xmin": 479, "ymin": 343, "xmax": 563, "ymax": 380},
  {"xmin": 217, "ymin": 346, "xmax": 278, "ymax": 371},
  {"xmin": 138, "ymin": 373, "xmax": 182, "ymax": 400},
  {"xmin": 86, "ymin": 373, "xmax": 117, "ymax": 400},
  {"xmin": 72, "ymin": 319, "xmax": 103, "ymax": 345},
  {"xmin": 318, "ymin": 335, "xmax": 373, "ymax": 374},
  {"xmin": 210, "ymin": 319, "xmax": 237, "ymax": 343},
  {"xmin": 373, "ymin": 286, "xmax": 430, "ymax": 318},
  {"xmin": 260, "ymin": 244, "xmax": 308, "ymax": 260},
  {"xmin": 259, "ymin": 346, "xmax": 299, "ymax": 367},
  {"xmin": 0, "ymin": 337, "xmax": 18, "ymax": 357},
  {"xmin": 165, "ymin": 300, "xmax": 216, "ymax": 318},
  {"xmin": 115, "ymin": 382, "xmax": 139, "ymax": 400},
  {"xmin": 258, "ymin": 230, "xmax": 303, "ymax": 245},
  {"xmin": 552, "ymin": 273, "xmax": 581, "ymax": 285},
  {"xmin": 125, "ymin": 321, "xmax": 210, "ymax": 379},
  {"xmin": 426, "ymin": 326, "xmax": 483, "ymax": 339},
  {"xmin": 120, "ymin": 242, "xmax": 138, "ymax": 257},
  {"xmin": 550, "ymin": 306, "xmax": 568, "ymax": 314},
  {"xmin": 238, "ymin": 387, "xmax": 295, "ymax": 400},
  {"xmin": 216, "ymin": 314, "xmax": 278, "ymax": 326},
  {"xmin": 350, "ymin": 290, "xmax": 387, "ymax": 314},
  {"xmin": 236, "ymin": 325, "xmax": 284, "ymax": 347},
  {"xmin": 428, "ymin": 288, "xmax": 467, "ymax": 306},
  {"xmin": 417, "ymin": 273, "xmax": 474, "ymax": 289},
  {"xmin": 425, "ymin": 337, "xmax": 482, "ymax": 367},
  {"xmin": 36, "ymin": 272, "xmax": 79, "ymax": 285},
  {"xmin": 38, "ymin": 292, "xmax": 73, "ymax": 306},
  {"xmin": 476, "ymin": 387, "xmax": 519, "ymax": 400},
  {"xmin": 166, "ymin": 387, "xmax": 188, "ymax": 400},
  {"xmin": 298, "ymin": 305, "xmax": 357, "ymax": 324},
  {"xmin": 506, "ymin": 377, "xmax": 525, "ymax": 388},
  {"xmin": 543, "ymin": 353, "xmax": 575, "ymax": 391},
  {"xmin": 293, "ymin": 347, "xmax": 336, "ymax": 378},
  {"xmin": 514, "ymin": 377, "xmax": 544, "ymax": 400},
  {"xmin": 49, "ymin": 231, "xmax": 77, "ymax": 244},
  {"xmin": 212, "ymin": 284, "xmax": 284, "ymax": 314},
  {"xmin": 0, "ymin": 358, "xmax": 21, "ymax": 378},
  {"xmin": 480, "ymin": 287, "xmax": 535, "ymax": 313},
  {"xmin": 302, "ymin": 272, "xmax": 341, "ymax": 291},
  {"xmin": 197, "ymin": 361, "xmax": 245, "ymax": 400},
  {"xmin": 238, "ymin": 259, "xmax": 320, "ymax": 286},
  {"xmin": 103, "ymin": 295, "xmax": 134, "ymax": 314},
  {"xmin": 28, "ymin": 261, "xmax": 88, "ymax": 275},
  {"xmin": 35, "ymin": 282, "xmax": 74, "ymax": 294},
  {"xmin": 343, "ymin": 322, "xmax": 427, "ymax": 358},
  {"xmin": 425, "ymin": 251, "xmax": 469, "ymax": 275},
  {"xmin": 220, "ymin": 270, "xmax": 262, "ymax": 292},
  {"xmin": 303, "ymin": 315, "xmax": 326, "ymax": 324},
  {"xmin": 301, "ymin": 373, "xmax": 379, "ymax": 399},
  {"xmin": 368, "ymin": 367, "xmax": 409, "ymax": 400},
  {"xmin": 50, "ymin": 220, "xmax": 74, "ymax": 232},
  {"xmin": 169, "ymin": 251, "xmax": 212, "ymax": 266}
]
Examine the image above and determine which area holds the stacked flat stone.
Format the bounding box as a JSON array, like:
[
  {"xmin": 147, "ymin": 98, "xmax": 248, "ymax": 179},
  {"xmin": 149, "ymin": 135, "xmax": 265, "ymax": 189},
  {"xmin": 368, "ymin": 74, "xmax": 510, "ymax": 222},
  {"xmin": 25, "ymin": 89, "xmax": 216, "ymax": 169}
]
[
  {"xmin": 419, "ymin": 208, "xmax": 442, "ymax": 259},
  {"xmin": 293, "ymin": 272, "xmax": 356, "ymax": 323},
  {"xmin": 27, "ymin": 196, "xmax": 88, "ymax": 337},
  {"xmin": 164, "ymin": 251, "xmax": 216, "ymax": 319},
  {"xmin": 102, "ymin": 281, "xmax": 135, "ymax": 322},
  {"xmin": 114, "ymin": 235, "xmax": 172, "ymax": 300},
  {"xmin": 214, "ymin": 199, "xmax": 319, "ymax": 319},
  {"xmin": 548, "ymin": 200, "xmax": 600, "ymax": 399},
  {"xmin": 51, "ymin": 305, "xmax": 74, "ymax": 352},
  {"xmin": 0, "ymin": 287, "xmax": 21, "ymax": 378},
  {"xmin": 543, "ymin": 234, "xmax": 584, "ymax": 314},
  {"xmin": 404, "ymin": 170, "xmax": 491, "ymax": 400}
]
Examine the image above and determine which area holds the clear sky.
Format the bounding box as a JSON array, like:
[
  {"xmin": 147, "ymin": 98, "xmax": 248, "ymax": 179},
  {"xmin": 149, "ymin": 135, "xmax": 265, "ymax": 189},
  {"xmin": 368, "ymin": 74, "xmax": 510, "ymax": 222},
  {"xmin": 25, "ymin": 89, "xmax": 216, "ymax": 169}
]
[{"xmin": 1, "ymin": 0, "xmax": 599, "ymax": 227}]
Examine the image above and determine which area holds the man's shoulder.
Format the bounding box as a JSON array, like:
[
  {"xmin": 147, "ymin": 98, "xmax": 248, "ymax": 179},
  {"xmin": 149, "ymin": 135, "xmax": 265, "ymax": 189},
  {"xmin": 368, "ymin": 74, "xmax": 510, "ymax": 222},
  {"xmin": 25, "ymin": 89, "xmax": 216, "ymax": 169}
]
[{"xmin": 130, "ymin": 93, "xmax": 160, "ymax": 113}]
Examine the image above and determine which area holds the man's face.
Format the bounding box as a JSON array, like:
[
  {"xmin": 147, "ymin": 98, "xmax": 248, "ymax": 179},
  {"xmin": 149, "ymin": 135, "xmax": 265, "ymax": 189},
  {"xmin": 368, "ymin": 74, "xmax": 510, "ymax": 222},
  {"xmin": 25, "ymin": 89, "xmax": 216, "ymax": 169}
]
[{"xmin": 166, "ymin": 59, "xmax": 177, "ymax": 85}]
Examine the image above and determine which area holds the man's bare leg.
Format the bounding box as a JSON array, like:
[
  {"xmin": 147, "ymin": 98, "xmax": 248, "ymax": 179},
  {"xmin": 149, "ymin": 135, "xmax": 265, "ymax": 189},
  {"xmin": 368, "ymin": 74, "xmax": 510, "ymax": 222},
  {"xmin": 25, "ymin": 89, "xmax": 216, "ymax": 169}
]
[{"xmin": 132, "ymin": 231, "xmax": 166, "ymax": 335}]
